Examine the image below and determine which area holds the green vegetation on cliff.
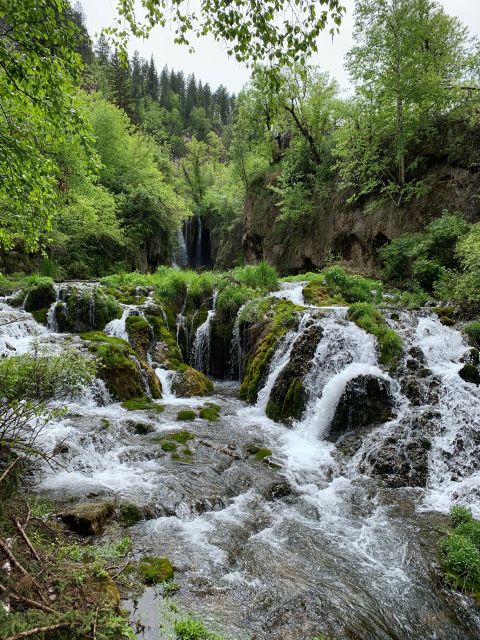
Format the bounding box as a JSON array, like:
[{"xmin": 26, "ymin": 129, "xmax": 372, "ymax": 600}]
[
  {"xmin": 348, "ymin": 303, "xmax": 403, "ymax": 368},
  {"xmin": 440, "ymin": 506, "xmax": 480, "ymax": 598}
]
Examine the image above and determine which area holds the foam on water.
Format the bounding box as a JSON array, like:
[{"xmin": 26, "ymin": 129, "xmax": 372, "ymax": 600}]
[{"xmin": 271, "ymin": 281, "xmax": 306, "ymax": 306}]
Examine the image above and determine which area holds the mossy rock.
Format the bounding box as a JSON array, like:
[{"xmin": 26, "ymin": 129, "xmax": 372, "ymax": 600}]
[
  {"xmin": 266, "ymin": 323, "xmax": 323, "ymax": 423},
  {"xmin": 60, "ymin": 501, "xmax": 115, "ymax": 536},
  {"xmin": 459, "ymin": 363, "xmax": 480, "ymax": 385},
  {"xmin": 31, "ymin": 307, "xmax": 49, "ymax": 325},
  {"xmin": 130, "ymin": 421, "xmax": 155, "ymax": 435},
  {"xmin": 56, "ymin": 287, "xmax": 121, "ymax": 333},
  {"xmin": 126, "ymin": 315, "xmax": 153, "ymax": 362},
  {"xmin": 81, "ymin": 332, "xmax": 146, "ymax": 401},
  {"xmin": 24, "ymin": 277, "xmax": 56, "ymax": 312},
  {"xmin": 147, "ymin": 314, "xmax": 185, "ymax": 370},
  {"xmin": 119, "ymin": 502, "xmax": 144, "ymax": 527},
  {"xmin": 138, "ymin": 557, "xmax": 174, "ymax": 585},
  {"xmin": 199, "ymin": 403, "xmax": 220, "ymax": 421},
  {"xmin": 247, "ymin": 444, "xmax": 273, "ymax": 462},
  {"xmin": 177, "ymin": 409, "xmax": 197, "ymax": 421},
  {"xmin": 172, "ymin": 366, "xmax": 214, "ymax": 397},
  {"xmin": 240, "ymin": 300, "xmax": 301, "ymax": 404},
  {"xmin": 121, "ymin": 397, "xmax": 165, "ymax": 412},
  {"xmin": 303, "ymin": 281, "xmax": 345, "ymax": 307},
  {"xmin": 168, "ymin": 430, "xmax": 194, "ymax": 444},
  {"xmin": 160, "ymin": 440, "xmax": 178, "ymax": 452}
]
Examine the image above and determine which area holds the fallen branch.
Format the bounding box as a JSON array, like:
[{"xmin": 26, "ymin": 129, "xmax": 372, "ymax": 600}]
[
  {"xmin": 13, "ymin": 518, "xmax": 41, "ymax": 562},
  {"xmin": 4, "ymin": 622, "xmax": 70, "ymax": 640},
  {"xmin": 92, "ymin": 605, "xmax": 99, "ymax": 640},
  {"xmin": 111, "ymin": 561, "xmax": 131, "ymax": 579},
  {"xmin": 0, "ymin": 458, "xmax": 21, "ymax": 485},
  {"xmin": 0, "ymin": 584, "xmax": 57, "ymax": 615}
]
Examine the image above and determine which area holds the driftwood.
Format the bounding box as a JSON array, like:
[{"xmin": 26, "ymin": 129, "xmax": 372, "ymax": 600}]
[
  {"xmin": 13, "ymin": 519, "xmax": 41, "ymax": 562},
  {"xmin": 0, "ymin": 537, "xmax": 49, "ymax": 605},
  {"xmin": 0, "ymin": 458, "xmax": 20, "ymax": 485},
  {"xmin": 0, "ymin": 584, "xmax": 57, "ymax": 615}
]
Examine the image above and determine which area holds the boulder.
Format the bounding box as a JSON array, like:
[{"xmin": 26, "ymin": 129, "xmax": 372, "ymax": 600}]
[
  {"xmin": 172, "ymin": 366, "xmax": 214, "ymax": 397},
  {"xmin": 24, "ymin": 278, "xmax": 56, "ymax": 313},
  {"xmin": 459, "ymin": 363, "xmax": 480, "ymax": 385},
  {"xmin": 60, "ymin": 501, "xmax": 114, "ymax": 536},
  {"xmin": 126, "ymin": 314, "xmax": 153, "ymax": 362},
  {"xmin": 327, "ymin": 374, "xmax": 393, "ymax": 442},
  {"xmin": 266, "ymin": 323, "xmax": 323, "ymax": 423},
  {"xmin": 55, "ymin": 286, "xmax": 121, "ymax": 333}
]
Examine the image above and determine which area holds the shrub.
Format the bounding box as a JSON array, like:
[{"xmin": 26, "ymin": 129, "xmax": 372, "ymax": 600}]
[
  {"xmin": 232, "ymin": 262, "xmax": 278, "ymax": 291},
  {"xmin": 174, "ymin": 617, "xmax": 224, "ymax": 640},
  {"xmin": 322, "ymin": 266, "xmax": 381, "ymax": 303},
  {"xmin": 348, "ymin": 302, "xmax": 403, "ymax": 367},
  {"xmin": 439, "ymin": 505, "xmax": 480, "ymax": 594},
  {"xmin": 465, "ymin": 321, "xmax": 480, "ymax": 349}
]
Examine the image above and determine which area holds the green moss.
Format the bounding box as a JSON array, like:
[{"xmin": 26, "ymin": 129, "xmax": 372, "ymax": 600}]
[
  {"xmin": 119, "ymin": 503, "xmax": 143, "ymax": 527},
  {"xmin": 126, "ymin": 315, "xmax": 152, "ymax": 361},
  {"xmin": 240, "ymin": 299, "xmax": 301, "ymax": 403},
  {"xmin": 81, "ymin": 332, "xmax": 147, "ymax": 401},
  {"xmin": 348, "ymin": 303, "xmax": 403, "ymax": 368},
  {"xmin": 254, "ymin": 447, "xmax": 273, "ymax": 461},
  {"xmin": 168, "ymin": 430, "xmax": 194, "ymax": 444},
  {"xmin": 174, "ymin": 617, "xmax": 224, "ymax": 640},
  {"xmin": 160, "ymin": 440, "xmax": 177, "ymax": 452},
  {"xmin": 459, "ymin": 363, "xmax": 480, "ymax": 385},
  {"xmin": 138, "ymin": 557, "xmax": 174, "ymax": 585},
  {"xmin": 31, "ymin": 307, "xmax": 48, "ymax": 324},
  {"xmin": 266, "ymin": 377, "xmax": 304, "ymax": 423},
  {"xmin": 146, "ymin": 313, "xmax": 185, "ymax": 370},
  {"xmin": 177, "ymin": 409, "xmax": 197, "ymax": 421},
  {"xmin": 172, "ymin": 367, "xmax": 214, "ymax": 397},
  {"xmin": 56, "ymin": 288, "xmax": 121, "ymax": 332},
  {"xmin": 199, "ymin": 403, "xmax": 220, "ymax": 421},
  {"xmin": 23, "ymin": 277, "xmax": 56, "ymax": 312},
  {"xmin": 303, "ymin": 281, "xmax": 345, "ymax": 306},
  {"xmin": 121, "ymin": 397, "xmax": 165, "ymax": 412},
  {"xmin": 182, "ymin": 447, "xmax": 193, "ymax": 456}
]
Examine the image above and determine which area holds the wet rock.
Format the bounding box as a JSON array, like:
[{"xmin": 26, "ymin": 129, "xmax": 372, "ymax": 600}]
[
  {"xmin": 327, "ymin": 375, "xmax": 394, "ymax": 442},
  {"xmin": 461, "ymin": 348, "xmax": 480, "ymax": 366},
  {"xmin": 459, "ymin": 363, "xmax": 480, "ymax": 385},
  {"xmin": 262, "ymin": 480, "xmax": 293, "ymax": 501},
  {"xmin": 60, "ymin": 501, "xmax": 114, "ymax": 536},
  {"xmin": 172, "ymin": 366, "xmax": 214, "ymax": 397},
  {"xmin": 55, "ymin": 286, "xmax": 121, "ymax": 333},
  {"xmin": 266, "ymin": 323, "xmax": 323, "ymax": 423},
  {"xmin": 126, "ymin": 314, "xmax": 153, "ymax": 362},
  {"xmin": 127, "ymin": 421, "xmax": 155, "ymax": 435},
  {"xmin": 359, "ymin": 411, "xmax": 438, "ymax": 487}
]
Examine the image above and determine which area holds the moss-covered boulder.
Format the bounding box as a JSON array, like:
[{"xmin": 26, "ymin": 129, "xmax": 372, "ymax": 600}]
[
  {"xmin": 240, "ymin": 300, "xmax": 301, "ymax": 404},
  {"xmin": 24, "ymin": 277, "xmax": 56, "ymax": 313},
  {"xmin": 55, "ymin": 286, "xmax": 121, "ymax": 332},
  {"xmin": 126, "ymin": 315, "xmax": 153, "ymax": 362},
  {"xmin": 81, "ymin": 332, "xmax": 148, "ymax": 401},
  {"xmin": 266, "ymin": 323, "xmax": 323, "ymax": 423},
  {"xmin": 172, "ymin": 366, "xmax": 213, "ymax": 397},
  {"xmin": 327, "ymin": 374, "xmax": 394, "ymax": 442},
  {"xmin": 60, "ymin": 501, "xmax": 114, "ymax": 536},
  {"xmin": 147, "ymin": 314, "xmax": 185, "ymax": 370},
  {"xmin": 459, "ymin": 363, "xmax": 480, "ymax": 385}
]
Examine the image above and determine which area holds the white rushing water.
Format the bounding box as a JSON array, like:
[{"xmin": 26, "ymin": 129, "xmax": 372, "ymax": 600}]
[
  {"xmin": 104, "ymin": 306, "xmax": 134, "ymax": 341},
  {"xmin": 270, "ymin": 281, "xmax": 306, "ymax": 306},
  {"xmin": 191, "ymin": 292, "xmax": 218, "ymax": 373}
]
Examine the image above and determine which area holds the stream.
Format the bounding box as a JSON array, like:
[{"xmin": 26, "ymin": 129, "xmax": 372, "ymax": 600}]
[{"xmin": 1, "ymin": 282, "xmax": 480, "ymax": 639}]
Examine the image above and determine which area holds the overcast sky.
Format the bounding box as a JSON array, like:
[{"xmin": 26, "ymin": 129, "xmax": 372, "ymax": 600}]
[{"xmin": 80, "ymin": 0, "xmax": 480, "ymax": 95}]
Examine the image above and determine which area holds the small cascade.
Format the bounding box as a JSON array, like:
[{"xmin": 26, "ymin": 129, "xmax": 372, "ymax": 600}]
[
  {"xmin": 256, "ymin": 313, "xmax": 315, "ymax": 411},
  {"xmin": 173, "ymin": 227, "xmax": 189, "ymax": 268},
  {"xmin": 192, "ymin": 292, "xmax": 218, "ymax": 374},
  {"xmin": 155, "ymin": 367, "xmax": 176, "ymax": 400},
  {"xmin": 230, "ymin": 304, "xmax": 246, "ymax": 381},
  {"xmin": 104, "ymin": 307, "xmax": 132, "ymax": 341},
  {"xmin": 195, "ymin": 215, "xmax": 202, "ymax": 267},
  {"xmin": 0, "ymin": 299, "xmax": 47, "ymax": 355},
  {"xmin": 271, "ymin": 281, "xmax": 307, "ymax": 306},
  {"xmin": 46, "ymin": 284, "xmax": 61, "ymax": 332}
]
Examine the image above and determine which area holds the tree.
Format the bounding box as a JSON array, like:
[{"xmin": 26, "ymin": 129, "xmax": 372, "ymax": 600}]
[
  {"xmin": 111, "ymin": 1, "xmax": 345, "ymax": 76},
  {"xmin": 146, "ymin": 55, "xmax": 159, "ymax": 100},
  {"xmin": 109, "ymin": 50, "xmax": 134, "ymax": 117},
  {"xmin": 0, "ymin": 0, "xmax": 87, "ymax": 251},
  {"xmin": 337, "ymin": 0, "xmax": 475, "ymax": 205}
]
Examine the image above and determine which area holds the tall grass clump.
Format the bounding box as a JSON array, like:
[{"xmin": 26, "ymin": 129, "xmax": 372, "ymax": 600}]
[
  {"xmin": 348, "ymin": 302, "xmax": 402, "ymax": 367},
  {"xmin": 440, "ymin": 506, "xmax": 480, "ymax": 596}
]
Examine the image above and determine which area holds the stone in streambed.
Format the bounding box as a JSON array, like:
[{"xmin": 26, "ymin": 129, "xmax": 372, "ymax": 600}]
[
  {"xmin": 60, "ymin": 501, "xmax": 114, "ymax": 536},
  {"xmin": 172, "ymin": 366, "xmax": 213, "ymax": 397},
  {"xmin": 327, "ymin": 374, "xmax": 394, "ymax": 442}
]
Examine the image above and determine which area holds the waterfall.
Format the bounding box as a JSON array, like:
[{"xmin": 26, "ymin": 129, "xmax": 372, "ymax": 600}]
[
  {"xmin": 104, "ymin": 307, "xmax": 132, "ymax": 341},
  {"xmin": 155, "ymin": 367, "xmax": 176, "ymax": 400},
  {"xmin": 173, "ymin": 227, "xmax": 189, "ymax": 268},
  {"xmin": 195, "ymin": 215, "xmax": 202, "ymax": 267},
  {"xmin": 191, "ymin": 292, "xmax": 218, "ymax": 374},
  {"xmin": 271, "ymin": 281, "xmax": 307, "ymax": 306},
  {"xmin": 0, "ymin": 299, "xmax": 47, "ymax": 355}
]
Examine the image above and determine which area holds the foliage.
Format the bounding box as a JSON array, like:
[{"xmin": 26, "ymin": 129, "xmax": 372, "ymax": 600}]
[
  {"xmin": 0, "ymin": 0, "xmax": 88, "ymax": 251},
  {"xmin": 112, "ymin": 1, "xmax": 345, "ymax": 73},
  {"xmin": 348, "ymin": 303, "xmax": 403, "ymax": 367},
  {"xmin": 440, "ymin": 506, "xmax": 480, "ymax": 595},
  {"xmin": 199, "ymin": 404, "xmax": 221, "ymax": 421},
  {"xmin": 322, "ymin": 266, "xmax": 381, "ymax": 304},
  {"xmin": 138, "ymin": 557, "xmax": 174, "ymax": 585},
  {"xmin": 379, "ymin": 212, "xmax": 471, "ymax": 293},
  {"xmin": 177, "ymin": 410, "xmax": 197, "ymax": 421},
  {"xmin": 335, "ymin": 0, "xmax": 477, "ymax": 206},
  {"xmin": 174, "ymin": 616, "xmax": 224, "ymax": 640},
  {"xmin": 464, "ymin": 322, "xmax": 480, "ymax": 349}
]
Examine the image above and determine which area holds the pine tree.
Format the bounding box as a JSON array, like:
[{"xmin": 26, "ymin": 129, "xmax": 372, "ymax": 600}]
[
  {"xmin": 146, "ymin": 56, "xmax": 159, "ymax": 100},
  {"xmin": 131, "ymin": 51, "xmax": 145, "ymax": 122},
  {"xmin": 109, "ymin": 51, "xmax": 134, "ymax": 117},
  {"xmin": 95, "ymin": 34, "xmax": 111, "ymax": 66}
]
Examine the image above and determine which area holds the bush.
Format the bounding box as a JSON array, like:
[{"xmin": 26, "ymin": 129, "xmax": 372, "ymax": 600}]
[
  {"xmin": 322, "ymin": 266, "xmax": 381, "ymax": 303},
  {"xmin": 348, "ymin": 302, "xmax": 403, "ymax": 367},
  {"xmin": 174, "ymin": 617, "xmax": 224, "ymax": 640},
  {"xmin": 465, "ymin": 322, "xmax": 480, "ymax": 349},
  {"xmin": 439, "ymin": 505, "xmax": 480, "ymax": 594}
]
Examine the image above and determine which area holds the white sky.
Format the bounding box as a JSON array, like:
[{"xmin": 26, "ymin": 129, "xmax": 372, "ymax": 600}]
[{"xmin": 80, "ymin": 0, "xmax": 480, "ymax": 94}]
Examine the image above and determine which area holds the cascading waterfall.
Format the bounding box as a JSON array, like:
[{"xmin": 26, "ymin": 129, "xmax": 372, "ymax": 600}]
[
  {"xmin": 0, "ymin": 299, "xmax": 47, "ymax": 355},
  {"xmin": 195, "ymin": 215, "xmax": 202, "ymax": 267},
  {"xmin": 173, "ymin": 227, "xmax": 189, "ymax": 268},
  {"xmin": 191, "ymin": 292, "xmax": 218, "ymax": 374},
  {"xmin": 104, "ymin": 306, "xmax": 133, "ymax": 341},
  {"xmin": 270, "ymin": 280, "xmax": 307, "ymax": 306}
]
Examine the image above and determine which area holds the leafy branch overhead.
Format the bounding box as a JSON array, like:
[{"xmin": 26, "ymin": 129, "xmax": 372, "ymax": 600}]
[{"xmin": 110, "ymin": 0, "xmax": 346, "ymax": 71}]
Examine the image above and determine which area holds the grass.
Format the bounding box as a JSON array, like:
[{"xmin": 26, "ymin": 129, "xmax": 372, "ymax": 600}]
[
  {"xmin": 177, "ymin": 409, "xmax": 197, "ymax": 421},
  {"xmin": 283, "ymin": 266, "xmax": 382, "ymax": 304},
  {"xmin": 174, "ymin": 617, "xmax": 224, "ymax": 640},
  {"xmin": 169, "ymin": 430, "xmax": 194, "ymax": 444},
  {"xmin": 199, "ymin": 403, "xmax": 221, "ymax": 421},
  {"xmin": 348, "ymin": 302, "xmax": 403, "ymax": 368},
  {"xmin": 439, "ymin": 505, "xmax": 480, "ymax": 597},
  {"xmin": 121, "ymin": 397, "xmax": 165, "ymax": 412}
]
